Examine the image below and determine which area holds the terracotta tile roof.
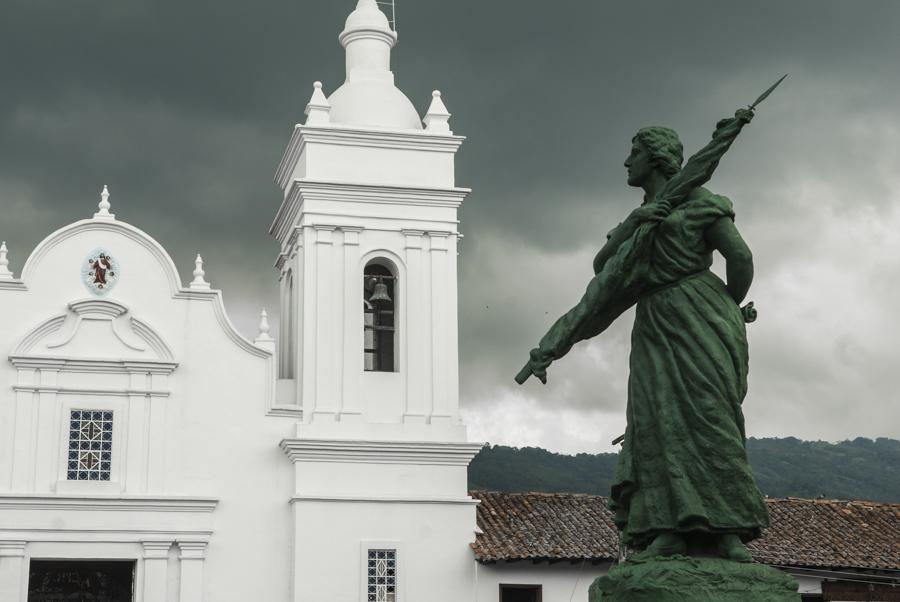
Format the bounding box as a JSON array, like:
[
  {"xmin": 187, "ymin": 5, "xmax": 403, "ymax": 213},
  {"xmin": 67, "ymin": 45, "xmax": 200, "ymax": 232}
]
[
  {"xmin": 471, "ymin": 491, "xmax": 900, "ymax": 571},
  {"xmin": 472, "ymin": 491, "xmax": 619, "ymax": 563},
  {"xmin": 748, "ymin": 497, "xmax": 900, "ymax": 571}
]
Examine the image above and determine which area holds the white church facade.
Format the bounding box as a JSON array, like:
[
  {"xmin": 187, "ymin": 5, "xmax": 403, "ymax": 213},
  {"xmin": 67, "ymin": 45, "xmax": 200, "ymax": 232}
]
[{"xmin": 0, "ymin": 1, "xmax": 594, "ymax": 600}]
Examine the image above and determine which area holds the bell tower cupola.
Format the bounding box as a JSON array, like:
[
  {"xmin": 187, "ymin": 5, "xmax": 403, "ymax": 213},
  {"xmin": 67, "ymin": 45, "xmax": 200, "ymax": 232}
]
[{"xmin": 270, "ymin": 0, "xmax": 471, "ymax": 442}]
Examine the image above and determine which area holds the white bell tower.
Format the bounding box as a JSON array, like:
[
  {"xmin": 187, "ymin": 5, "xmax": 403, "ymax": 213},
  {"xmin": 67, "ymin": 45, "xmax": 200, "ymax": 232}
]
[{"xmin": 271, "ymin": 1, "xmax": 482, "ymax": 600}]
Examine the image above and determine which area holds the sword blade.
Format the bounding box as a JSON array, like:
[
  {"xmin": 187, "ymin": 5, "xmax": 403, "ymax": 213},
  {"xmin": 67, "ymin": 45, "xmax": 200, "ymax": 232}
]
[{"xmin": 750, "ymin": 73, "xmax": 788, "ymax": 109}]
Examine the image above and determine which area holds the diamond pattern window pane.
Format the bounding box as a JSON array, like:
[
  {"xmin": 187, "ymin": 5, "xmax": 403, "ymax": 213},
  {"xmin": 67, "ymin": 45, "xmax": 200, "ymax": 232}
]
[
  {"xmin": 67, "ymin": 410, "xmax": 112, "ymax": 481},
  {"xmin": 367, "ymin": 549, "xmax": 396, "ymax": 602}
]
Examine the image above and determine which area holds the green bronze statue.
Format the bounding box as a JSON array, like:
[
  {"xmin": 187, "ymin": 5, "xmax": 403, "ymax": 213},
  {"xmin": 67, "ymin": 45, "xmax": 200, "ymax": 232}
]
[{"xmin": 516, "ymin": 79, "xmax": 791, "ymax": 573}]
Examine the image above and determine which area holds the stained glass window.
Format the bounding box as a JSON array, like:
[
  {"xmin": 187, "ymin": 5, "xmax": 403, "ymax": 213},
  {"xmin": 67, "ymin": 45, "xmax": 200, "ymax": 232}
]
[
  {"xmin": 67, "ymin": 410, "xmax": 113, "ymax": 481},
  {"xmin": 367, "ymin": 549, "xmax": 396, "ymax": 602}
]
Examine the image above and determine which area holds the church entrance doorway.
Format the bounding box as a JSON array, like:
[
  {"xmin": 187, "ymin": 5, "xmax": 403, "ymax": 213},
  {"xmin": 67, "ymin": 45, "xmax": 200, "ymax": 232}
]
[{"xmin": 27, "ymin": 559, "xmax": 135, "ymax": 602}]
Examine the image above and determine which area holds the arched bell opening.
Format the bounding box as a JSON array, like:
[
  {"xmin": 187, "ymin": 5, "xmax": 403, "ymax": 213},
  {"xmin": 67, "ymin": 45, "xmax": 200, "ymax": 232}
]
[{"xmin": 363, "ymin": 259, "xmax": 397, "ymax": 372}]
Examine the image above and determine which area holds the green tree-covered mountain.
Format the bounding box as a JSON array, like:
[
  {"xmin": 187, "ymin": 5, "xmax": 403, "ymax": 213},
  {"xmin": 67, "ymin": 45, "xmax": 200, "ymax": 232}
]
[{"xmin": 468, "ymin": 437, "xmax": 900, "ymax": 503}]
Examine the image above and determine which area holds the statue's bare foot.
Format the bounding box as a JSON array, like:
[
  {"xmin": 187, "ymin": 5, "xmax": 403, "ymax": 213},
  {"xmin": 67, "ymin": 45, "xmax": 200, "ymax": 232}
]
[
  {"xmin": 717, "ymin": 534, "xmax": 753, "ymax": 562},
  {"xmin": 631, "ymin": 533, "xmax": 686, "ymax": 561}
]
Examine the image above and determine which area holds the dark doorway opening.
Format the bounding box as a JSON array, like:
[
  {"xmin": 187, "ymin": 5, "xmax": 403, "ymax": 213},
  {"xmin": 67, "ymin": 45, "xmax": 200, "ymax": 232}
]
[
  {"xmin": 500, "ymin": 583, "xmax": 542, "ymax": 602},
  {"xmin": 28, "ymin": 560, "xmax": 135, "ymax": 602}
]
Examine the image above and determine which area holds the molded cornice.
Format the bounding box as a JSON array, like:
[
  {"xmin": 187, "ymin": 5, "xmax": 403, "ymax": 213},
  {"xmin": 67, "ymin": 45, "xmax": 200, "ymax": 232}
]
[
  {"xmin": 274, "ymin": 124, "xmax": 466, "ymax": 191},
  {"xmin": 280, "ymin": 438, "xmax": 485, "ymax": 466},
  {"xmin": 270, "ymin": 180, "xmax": 470, "ymax": 245},
  {"xmin": 0, "ymin": 494, "xmax": 218, "ymax": 513}
]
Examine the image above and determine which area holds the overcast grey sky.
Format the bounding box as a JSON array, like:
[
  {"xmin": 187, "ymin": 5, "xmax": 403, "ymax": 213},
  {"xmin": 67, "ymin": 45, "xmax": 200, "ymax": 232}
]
[{"xmin": 3, "ymin": 0, "xmax": 899, "ymax": 453}]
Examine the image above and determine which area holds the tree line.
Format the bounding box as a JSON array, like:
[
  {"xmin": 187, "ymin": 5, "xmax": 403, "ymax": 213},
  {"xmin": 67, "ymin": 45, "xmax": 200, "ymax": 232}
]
[{"xmin": 468, "ymin": 437, "xmax": 900, "ymax": 503}]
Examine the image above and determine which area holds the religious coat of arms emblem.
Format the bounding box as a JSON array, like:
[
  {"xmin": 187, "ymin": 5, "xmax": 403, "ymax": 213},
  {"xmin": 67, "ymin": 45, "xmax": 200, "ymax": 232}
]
[{"xmin": 82, "ymin": 249, "xmax": 119, "ymax": 295}]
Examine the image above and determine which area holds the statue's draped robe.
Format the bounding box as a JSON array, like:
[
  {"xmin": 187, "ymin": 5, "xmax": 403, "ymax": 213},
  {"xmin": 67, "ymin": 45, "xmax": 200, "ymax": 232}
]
[
  {"xmin": 612, "ymin": 189, "xmax": 768, "ymax": 545},
  {"xmin": 532, "ymin": 115, "xmax": 769, "ymax": 546}
]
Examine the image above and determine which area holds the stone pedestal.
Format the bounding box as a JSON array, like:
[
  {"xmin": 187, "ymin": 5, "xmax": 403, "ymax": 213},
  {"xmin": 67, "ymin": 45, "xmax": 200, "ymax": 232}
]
[{"xmin": 589, "ymin": 556, "xmax": 800, "ymax": 602}]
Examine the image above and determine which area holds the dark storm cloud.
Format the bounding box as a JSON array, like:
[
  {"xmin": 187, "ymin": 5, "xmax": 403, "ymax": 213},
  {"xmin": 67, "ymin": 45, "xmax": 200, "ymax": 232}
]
[{"xmin": 3, "ymin": 0, "xmax": 900, "ymax": 452}]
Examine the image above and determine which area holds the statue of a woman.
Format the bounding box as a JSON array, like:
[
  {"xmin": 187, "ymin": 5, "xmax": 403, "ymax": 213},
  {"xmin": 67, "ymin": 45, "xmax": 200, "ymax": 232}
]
[{"xmin": 517, "ymin": 109, "xmax": 769, "ymax": 562}]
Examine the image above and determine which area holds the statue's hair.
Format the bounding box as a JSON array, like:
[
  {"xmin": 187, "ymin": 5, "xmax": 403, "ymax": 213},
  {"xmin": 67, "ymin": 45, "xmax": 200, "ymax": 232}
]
[{"xmin": 633, "ymin": 126, "xmax": 684, "ymax": 179}]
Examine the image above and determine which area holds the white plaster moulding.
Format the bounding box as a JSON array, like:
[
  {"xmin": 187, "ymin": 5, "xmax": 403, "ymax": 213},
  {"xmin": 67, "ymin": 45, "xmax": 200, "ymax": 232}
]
[
  {"xmin": 14, "ymin": 217, "xmax": 271, "ymax": 362},
  {"xmin": 9, "ymin": 356, "xmax": 178, "ymax": 375},
  {"xmin": 267, "ymin": 404, "xmax": 304, "ymax": 418},
  {"xmin": 274, "ymin": 124, "xmax": 466, "ymax": 190},
  {"xmin": 290, "ymin": 495, "xmax": 480, "ymax": 505},
  {"xmin": 0, "ymin": 531, "xmax": 213, "ymax": 544},
  {"xmin": 173, "ymin": 290, "xmax": 273, "ymax": 360},
  {"xmin": 0, "ymin": 279, "xmax": 27, "ymax": 291},
  {"xmin": 0, "ymin": 494, "xmax": 218, "ymax": 513},
  {"xmin": 280, "ymin": 439, "xmax": 485, "ymax": 465},
  {"xmin": 20, "ymin": 219, "xmax": 184, "ymax": 294},
  {"xmin": 11, "ymin": 386, "xmax": 170, "ymax": 398},
  {"xmin": 270, "ymin": 179, "xmax": 469, "ymax": 244}
]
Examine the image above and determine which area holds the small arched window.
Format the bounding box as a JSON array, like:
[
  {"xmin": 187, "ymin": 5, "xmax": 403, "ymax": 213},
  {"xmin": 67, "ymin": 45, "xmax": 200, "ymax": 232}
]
[{"xmin": 363, "ymin": 262, "xmax": 396, "ymax": 372}]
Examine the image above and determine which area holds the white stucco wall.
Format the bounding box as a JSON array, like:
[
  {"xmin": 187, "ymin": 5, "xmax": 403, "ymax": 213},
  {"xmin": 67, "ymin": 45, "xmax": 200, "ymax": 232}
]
[
  {"xmin": 475, "ymin": 561, "xmax": 612, "ymax": 602},
  {"xmin": 0, "ymin": 214, "xmax": 297, "ymax": 602}
]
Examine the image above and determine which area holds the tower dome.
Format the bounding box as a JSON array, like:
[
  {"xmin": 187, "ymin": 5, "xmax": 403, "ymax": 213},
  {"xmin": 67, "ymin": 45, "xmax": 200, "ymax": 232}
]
[{"xmin": 327, "ymin": 0, "xmax": 422, "ymax": 130}]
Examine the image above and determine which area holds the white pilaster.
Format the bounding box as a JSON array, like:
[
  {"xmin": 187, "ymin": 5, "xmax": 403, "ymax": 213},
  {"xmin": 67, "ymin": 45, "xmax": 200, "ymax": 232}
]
[
  {"xmin": 0, "ymin": 541, "xmax": 27, "ymax": 602},
  {"xmin": 10, "ymin": 379, "xmax": 35, "ymax": 490},
  {"xmin": 403, "ymin": 230, "xmax": 427, "ymax": 422},
  {"xmin": 314, "ymin": 225, "xmax": 339, "ymax": 421},
  {"xmin": 125, "ymin": 390, "xmax": 148, "ymax": 493},
  {"xmin": 178, "ymin": 541, "xmax": 208, "ymax": 602},
  {"xmin": 428, "ymin": 232, "xmax": 451, "ymax": 423},
  {"xmin": 147, "ymin": 393, "xmax": 166, "ymax": 491},
  {"xmin": 341, "ymin": 227, "xmax": 363, "ymax": 419},
  {"xmin": 34, "ymin": 371, "xmax": 60, "ymax": 490},
  {"xmin": 142, "ymin": 541, "xmax": 171, "ymax": 602}
]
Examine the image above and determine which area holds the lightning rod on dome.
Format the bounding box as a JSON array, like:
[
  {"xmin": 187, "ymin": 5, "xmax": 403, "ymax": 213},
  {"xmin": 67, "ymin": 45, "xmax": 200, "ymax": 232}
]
[
  {"xmin": 190, "ymin": 254, "xmax": 211, "ymax": 289},
  {"xmin": 376, "ymin": 0, "xmax": 396, "ymax": 31}
]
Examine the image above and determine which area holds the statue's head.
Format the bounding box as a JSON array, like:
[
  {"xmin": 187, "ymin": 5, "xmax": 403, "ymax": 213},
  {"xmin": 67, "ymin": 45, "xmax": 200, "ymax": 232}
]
[{"xmin": 626, "ymin": 126, "xmax": 683, "ymax": 187}]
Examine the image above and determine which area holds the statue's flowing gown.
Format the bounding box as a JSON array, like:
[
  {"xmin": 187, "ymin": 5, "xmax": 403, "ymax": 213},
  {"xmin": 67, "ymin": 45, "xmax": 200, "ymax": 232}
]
[
  {"xmin": 531, "ymin": 115, "xmax": 769, "ymax": 546},
  {"xmin": 609, "ymin": 189, "xmax": 769, "ymax": 546}
]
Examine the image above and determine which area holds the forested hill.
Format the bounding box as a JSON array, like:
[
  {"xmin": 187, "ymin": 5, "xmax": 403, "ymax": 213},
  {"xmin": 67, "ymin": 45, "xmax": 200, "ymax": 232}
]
[{"xmin": 468, "ymin": 437, "xmax": 900, "ymax": 503}]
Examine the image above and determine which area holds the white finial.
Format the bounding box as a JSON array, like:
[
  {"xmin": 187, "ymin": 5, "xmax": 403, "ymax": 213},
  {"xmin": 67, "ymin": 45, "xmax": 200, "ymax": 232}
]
[
  {"xmin": 423, "ymin": 90, "xmax": 452, "ymax": 133},
  {"xmin": 305, "ymin": 81, "xmax": 332, "ymax": 125},
  {"xmin": 190, "ymin": 254, "xmax": 210, "ymax": 289},
  {"xmin": 255, "ymin": 308, "xmax": 275, "ymax": 344},
  {"xmin": 0, "ymin": 241, "xmax": 13, "ymax": 280},
  {"xmin": 94, "ymin": 185, "xmax": 115, "ymax": 220}
]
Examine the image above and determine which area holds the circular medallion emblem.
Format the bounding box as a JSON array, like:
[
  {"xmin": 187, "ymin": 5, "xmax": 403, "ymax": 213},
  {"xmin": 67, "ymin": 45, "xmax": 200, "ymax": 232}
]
[{"xmin": 82, "ymin": 248, "xmax": 119, "ymax": 296}]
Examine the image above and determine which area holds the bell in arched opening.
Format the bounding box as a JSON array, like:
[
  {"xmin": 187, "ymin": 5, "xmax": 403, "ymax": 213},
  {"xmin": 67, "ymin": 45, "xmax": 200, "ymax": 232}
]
[{"xmin": 369, "ymin": 279, "xmax": 392, "ymax": 304}]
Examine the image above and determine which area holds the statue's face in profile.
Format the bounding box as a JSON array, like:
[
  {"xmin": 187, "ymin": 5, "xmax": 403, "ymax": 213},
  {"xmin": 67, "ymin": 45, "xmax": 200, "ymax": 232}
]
[{"xmin": 625, "ymin": 140, "xmax": 653, "ymax": 188}]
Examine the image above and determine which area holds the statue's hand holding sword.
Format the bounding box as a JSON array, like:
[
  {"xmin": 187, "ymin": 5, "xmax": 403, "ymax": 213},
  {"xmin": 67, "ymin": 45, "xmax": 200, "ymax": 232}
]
[{"xmin": 514, "ymin": 75, "xmax": 787, "ymax": 386}]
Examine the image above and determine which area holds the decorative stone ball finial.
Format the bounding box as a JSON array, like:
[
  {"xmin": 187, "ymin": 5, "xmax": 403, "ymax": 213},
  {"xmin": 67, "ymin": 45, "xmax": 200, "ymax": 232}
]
[
  {"xmin": 305, "ymin": 81, "xmax": 332, "ymax": 126},
  {"xmin": 0, "ymin": 241, "xmax": 13, "ymax": 279},
  {"xmin": 423, "ymin": 90, "xmax": 452, "ymax": 133},
  {"xmin": 190, "ymin": 254, "xmax": 211, "ymax": 289},
  {"xmin": 94, "ymin": 185, "xmax": 115, "ymax": 220},
  {"xmin": 255, "ymin": 308, "xmax": 275, "ymax": 345}
]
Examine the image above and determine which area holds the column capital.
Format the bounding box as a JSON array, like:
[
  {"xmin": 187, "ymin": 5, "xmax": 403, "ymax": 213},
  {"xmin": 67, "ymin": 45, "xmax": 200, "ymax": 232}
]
[
  {"xmin": 177, "ymin": 541, "xmax": 208, "ymax": 559},
  {"xmin": 428, "ymin": 231, "xmax": 451, "ymax": 251},
  {"xmin": 0, "ymin": 541, "xmax": 26, "ymax": 557},
  {"xmin": 142, "ymin": 540, "xmax": 172, "ymax": 559},
  {"xmin": 341, "ymin": 227, "xmax": 363, "ymax": 245}
]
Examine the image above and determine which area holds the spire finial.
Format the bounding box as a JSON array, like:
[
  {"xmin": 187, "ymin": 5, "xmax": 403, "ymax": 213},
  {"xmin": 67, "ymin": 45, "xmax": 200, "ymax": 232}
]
[
  {"xmin": 190, "ymin": 254, "xmax": 211, "ymax": 289},
  {"xmin": 423, "ymin": 90, "xmax": 452, "ymax": 133},
  {"xmin": 94, "ymin": 185, "xmax": 115, "ymax": 220},
  {"xmin": 255, "ymin": 308, "xmax": 275, "ymax": 344},
  {"xmin": 0, "ymin": 241, "xmax": 13, "ymax": 280},
  {"xmin": 305, "ymin": 81, "xmax": 332, "ymax": 125}
]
